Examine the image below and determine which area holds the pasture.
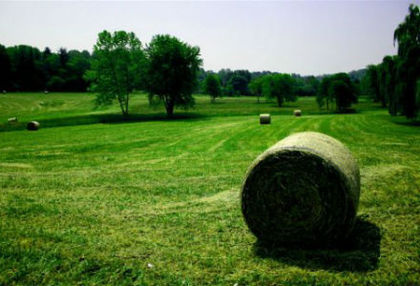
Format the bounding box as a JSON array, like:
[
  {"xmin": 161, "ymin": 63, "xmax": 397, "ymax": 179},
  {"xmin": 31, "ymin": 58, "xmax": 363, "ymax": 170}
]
[{"xmin": 0, "ymin": 93, "xmax": 419, "ymax": 285}]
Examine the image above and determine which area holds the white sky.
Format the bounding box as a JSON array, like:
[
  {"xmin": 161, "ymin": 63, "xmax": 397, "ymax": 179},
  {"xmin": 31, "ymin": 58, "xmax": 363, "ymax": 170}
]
[{"xmin": 0, "ymin": 1, "xmax": 418, "ymax": 75}]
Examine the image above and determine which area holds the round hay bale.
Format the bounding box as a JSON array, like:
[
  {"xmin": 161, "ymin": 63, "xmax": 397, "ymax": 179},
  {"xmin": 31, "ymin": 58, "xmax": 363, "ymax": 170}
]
[
  {"xmin": 27, "ymin": 121, "xmax": 40, "ymax": 131},
  {"xmin": 260, "ymin": 114, "xmax": 271, "ymax": 125},
  {"xmin": 294, "ymin": 109, "xmax": 302, "ymax": 117},
  {"xmin": 44, "ymin": 90, "xmax": 49, "ymax": 94},
  {"xmin": 241, "ymin": 131, "xmax": 360, "ymax": 247},
  {"xmin": 2, "ymin": 90, "xmax": 6, "ymax": 94}
]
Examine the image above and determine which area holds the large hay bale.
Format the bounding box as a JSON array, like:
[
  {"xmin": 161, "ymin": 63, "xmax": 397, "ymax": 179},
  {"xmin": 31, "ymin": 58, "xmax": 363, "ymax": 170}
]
[
  {"xmin": 241, "ymin": 132, "xmax": 360, "ymax": 247},
  {"xmin": 294, "ymin": 109, "xmax": 302, "ymax": 117},
  {"xmin": 27, "ymin": 121, "xmax": 40, "ymax": 131},
  {"xmin": 260, "ymin": 114, "xmax": 271, "ymax": 125}
]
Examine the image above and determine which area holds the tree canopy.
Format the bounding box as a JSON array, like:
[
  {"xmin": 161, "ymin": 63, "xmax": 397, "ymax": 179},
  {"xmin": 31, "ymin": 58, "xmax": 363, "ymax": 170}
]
[
  {"xmin": 317, "ymin": 73, "xmax": 357, "ymax": 112},
  {"xmin": 203, "ymin": 74, "xmax": 222, "ymax": 102},
  {"xmin": 261, "ymin": 74, "xmax": 297, "ymax": 107},
  {"xmin": 85, "ymin": 30, "xmax": 145, "ymax": 117},
  {"xmin": 144, "ymin": 34, "xmax": 202, "ymax": 117}
]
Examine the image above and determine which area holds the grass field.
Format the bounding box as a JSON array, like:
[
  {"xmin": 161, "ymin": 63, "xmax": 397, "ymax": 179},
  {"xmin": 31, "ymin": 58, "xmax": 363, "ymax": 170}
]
[{"xmin": 0, "ymin": 93, "xmax": 419, "ymax": 285}]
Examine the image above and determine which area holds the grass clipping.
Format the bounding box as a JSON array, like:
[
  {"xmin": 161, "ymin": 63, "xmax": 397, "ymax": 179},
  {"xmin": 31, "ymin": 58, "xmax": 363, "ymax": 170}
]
[{"xmin": 241, "ymin": 131, "xmax": 360, "ymax": 247}]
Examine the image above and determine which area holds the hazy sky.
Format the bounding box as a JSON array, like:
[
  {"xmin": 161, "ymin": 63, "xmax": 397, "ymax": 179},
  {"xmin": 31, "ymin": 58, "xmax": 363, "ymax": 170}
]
[{"xmin": 0, "ymin": 1, "xmax": 418, "ymax": 75}]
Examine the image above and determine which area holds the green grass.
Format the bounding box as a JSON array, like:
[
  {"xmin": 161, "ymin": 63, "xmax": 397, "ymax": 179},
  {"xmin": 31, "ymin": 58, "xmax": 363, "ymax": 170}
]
[{"xmin": 0, "ymin": 93, "xmax": 419, "ymax": 285}]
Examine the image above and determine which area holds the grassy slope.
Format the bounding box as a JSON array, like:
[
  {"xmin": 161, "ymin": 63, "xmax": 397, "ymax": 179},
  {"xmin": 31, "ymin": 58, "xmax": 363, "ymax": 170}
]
[{"xmin": 0, "ymin": 93, "xmax": 419, "ymax": 285}]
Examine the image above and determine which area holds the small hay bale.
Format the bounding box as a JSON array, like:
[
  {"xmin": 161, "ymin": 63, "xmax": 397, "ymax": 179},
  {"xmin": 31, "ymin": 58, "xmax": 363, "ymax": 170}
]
[
  {"xmin": 2, "ymin": 90, "xmax": 6, "ymax": 94},
  {"xmin": 260, "ymin": 114, "xmax": 271, "ymax": 125},
  {"xmin": 27, "ymin": 121, "xmax": 40, "ymax": 131},
  {"xmin": 44, "ymin": 90, "xmax": 49, "ymax": 94},
  {"xmin": 241, "ymin": 131, "xmax": 360, "ymax": 247},
  {"xmin": 294, "ymin": 109, "xmax": 302, "ymax": 117},
  {"xmin": 8, "ymin": 117, "xmax": 18, "ymax": 124}
]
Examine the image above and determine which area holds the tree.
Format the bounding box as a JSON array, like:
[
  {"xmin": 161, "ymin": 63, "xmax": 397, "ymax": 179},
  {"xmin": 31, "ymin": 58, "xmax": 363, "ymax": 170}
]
[
  {"xmin": 261, "ymin": 74, "xmax": 296, "ymax": 107},
  {"xmin": 204, "ymin": 74, "xmax": 221, "ymax": 102},
  {"xmin": 393, "ymin": 4, "xmax": 420, "ymax": 118},
  {"xmin": 85, "ymin": 30, "xmax": 145, "ymax": 117},
  {"xmin": 317, "ymin": 73, "xmax": 357, "ymax": 112},
  {"xmin": 145, "ymin": 34, "xmax": 202, "ymax": 117},
  {"xmin": 249, "ymin": 76, "xmax": 264, "ymax": 103},
  {"xmin": 365, "ymin": 65, "xmax": 381, "ymax": 104},
  {"xmin": 0, "ymin": 44, "xmax": 11, "ymax": 91}
]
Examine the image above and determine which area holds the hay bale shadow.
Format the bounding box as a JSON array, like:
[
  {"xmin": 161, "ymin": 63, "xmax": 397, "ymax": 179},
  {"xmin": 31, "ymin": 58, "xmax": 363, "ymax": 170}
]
[{"xmin": 254, "ymin": 216, "xmax": 381, "ymax": 272}]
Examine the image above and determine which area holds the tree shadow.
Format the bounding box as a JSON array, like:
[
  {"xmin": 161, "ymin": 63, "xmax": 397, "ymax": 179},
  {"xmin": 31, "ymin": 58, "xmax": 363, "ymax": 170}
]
[
  {"xmin": 254, "ymin": 216, "xmax": 381, "ymax": 272},
  {"xmin": 0, "ymin": 112, "xmax": 209, "ymax": 132},
  {"xmin": 390, "ymin": 117, "xmax": 420, "ymax": 127}
]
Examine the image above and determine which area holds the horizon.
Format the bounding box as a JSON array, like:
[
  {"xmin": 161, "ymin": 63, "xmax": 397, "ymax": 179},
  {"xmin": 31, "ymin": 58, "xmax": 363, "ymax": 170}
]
[{"xmin": 0, "ymin": 1, "xmax": 418, "ymax": 76}]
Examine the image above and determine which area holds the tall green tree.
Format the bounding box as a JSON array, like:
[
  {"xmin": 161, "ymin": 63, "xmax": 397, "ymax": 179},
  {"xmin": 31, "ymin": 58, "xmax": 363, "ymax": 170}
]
[
  {"xmin": 317, "ymin": 73, "xmax": 357, "ymax": 112},
  {"xmin": 262, "ymin": 74, "xmax": 296, "ymax": 107},
  {"xmin": 85, "ymin": 30, "xmax": 145, "ymax": 117},
  {"xmin": 203, "ymin": 74, "xmax": 221, "ymax": 102},
  {"xmin": 249, "ymin": 76, "xmax": 264, "ymax": 103},
  {"xmin": 393, "ymin": 4, "xmax": 420, "ymax": 118},
  {"xmin": 145, "ymin": 34, "xmax": 202, "ymax": 117},
  {"xmin": 0, "ymin": 44, "xmax": 11, "ymax": 91}
]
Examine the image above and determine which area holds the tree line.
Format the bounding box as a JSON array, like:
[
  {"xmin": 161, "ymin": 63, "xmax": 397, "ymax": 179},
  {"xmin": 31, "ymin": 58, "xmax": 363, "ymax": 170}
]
[
  {"xmin": 0, "ymin": 45, "xmax": 91, "ymax": 92},
  {"xmin": 361, "ymin": 4, "xmax": 419, "ymax": 119},
  {"xmin": 0, "ymin": 4, "xmax": 417, "ymax": 119}
]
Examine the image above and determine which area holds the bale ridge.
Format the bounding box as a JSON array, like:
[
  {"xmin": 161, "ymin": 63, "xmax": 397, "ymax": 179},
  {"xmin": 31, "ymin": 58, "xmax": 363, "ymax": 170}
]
[
  {"xmin": 260, "ymin": 114, "xmax": 271, "ymax": 125},
  {"xmin": 241, "ymin": 131, "xmax": 360, "ymax": 247}
]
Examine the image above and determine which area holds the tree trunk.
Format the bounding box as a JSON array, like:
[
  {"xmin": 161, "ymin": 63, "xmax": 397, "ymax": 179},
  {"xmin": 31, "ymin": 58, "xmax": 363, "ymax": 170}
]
[
  {"xmin": 165, "ymin": 97, "xmax": 174, "ymax": 118},
  {"xmin": 276, "ymin": 96, "xmax": 283, "ymax": 107},
  {"xmin": 118, "ymin": 95, "xmax": 129, "ymax": 119}
]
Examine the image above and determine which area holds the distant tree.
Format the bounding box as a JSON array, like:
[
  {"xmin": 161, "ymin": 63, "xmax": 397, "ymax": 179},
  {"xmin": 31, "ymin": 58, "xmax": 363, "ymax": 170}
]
[
  {"xmin": 328, "ymin": 80, "xmax": 354, "ymax": 113},
  {"xmin": 85, "ymin": 30, "xmax": 145, "ymax": 117},
  {"xmin": 218, "ymin": 68, "xmax": 233, "ymax": 87},
  {"xmin": 228, "ymin": 74, "xmax": 249, "ymax": 96},
  {"xmin": 262, "ymin": 74, "xmax": 296, "ymax": 107},
  {"xmin": 7, "ymin": 45, "xmax": 44, "ymax": 91},
  {"xmin": 249, "ymin": 76, "xmax": 264, "ymax": 103},
  {"xmin": 145, "ymin": 34, "xmax": 202, "ymax": 117},
  {"xmin": 317, "ymin": 76, "xmax": 333, "ymax": 109},
  {"xmin": 317, "ymin": 73, "xmax": 357, "ymax": 112},
  {"xmin": 204, "ymin": 74, "xmax": 221, "ymax": 102},
  {"xmin": 365, "ymin": 65, "xmax": 381, "ymax": 104},
  {"xmin": 66, "ymin": 50, "xmax": 91, "ymax": 91},
  {"xmin": 0, "ymin": 44, "xmax": 11, "ymax": 91}
]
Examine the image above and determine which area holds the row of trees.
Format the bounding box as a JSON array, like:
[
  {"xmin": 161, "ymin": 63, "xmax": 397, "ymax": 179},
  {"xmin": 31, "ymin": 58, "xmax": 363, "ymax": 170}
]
[
  {"xmin": 200, "ymin": 69, "xmax": 320, "ymax": 98},
  {"xmin": 204, "ymin": 71, "xmax": 356, "ymax": 112},
  {"xmin": 0, "ymin": 45, "xmax": 91, "ymax": 92},
  {"xmin": 362, "ymin": 4, "xmax": 419, "ymax": 119},
  {"xmin": 86, "ymin": 31, "xmax": 201, "ymax": 118}
]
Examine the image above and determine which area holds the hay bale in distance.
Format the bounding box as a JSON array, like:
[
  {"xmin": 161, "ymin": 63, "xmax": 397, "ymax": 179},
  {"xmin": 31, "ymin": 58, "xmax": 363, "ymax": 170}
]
[
  {"xmin": 44, "ymin": 90, "xmax": 49, "ymax": 94},
  {"xmin": 294, "ymin": 109, "xmax": 302, "ymax": 117},
  {"xmin": 2, "ymin": 90, "xmax": 6, "ymax": 94},
  {"xmin": 241, "ymin": 131, "xmax": 360, "ymax": 247},
  {"xmin": 27, "ymin": 121, "xmax": 40, "ymax": 131},
  {"xmin": 8, "ymin": 117, "xmax": 18, "ymax": 124},
  {"xmin": 260, "ymin": 114, "xmax": 271, "ymax": 125}
]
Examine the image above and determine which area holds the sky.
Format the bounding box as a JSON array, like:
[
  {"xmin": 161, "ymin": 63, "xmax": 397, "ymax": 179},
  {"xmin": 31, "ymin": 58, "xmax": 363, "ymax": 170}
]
[{"xmin": 0, "ymin": 1, "xmax": 418, "ymax": 75}]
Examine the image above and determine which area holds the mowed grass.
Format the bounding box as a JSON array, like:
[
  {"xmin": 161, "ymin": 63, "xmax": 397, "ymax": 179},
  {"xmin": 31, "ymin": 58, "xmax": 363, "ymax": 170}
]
[{"xmin": 0, "ymin": 93, "xmax": 419, "ymax": 285}]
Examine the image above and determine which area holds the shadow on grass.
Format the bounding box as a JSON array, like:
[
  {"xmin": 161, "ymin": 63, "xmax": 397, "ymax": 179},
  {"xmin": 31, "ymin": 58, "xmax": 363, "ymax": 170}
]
[
  {"xmin": 254, "ymin": 216, "xmax": 381, "ymax": 272},
  {"xmin": 390, "ymin": 116, "xmax": 420, "ymax": 127},
  {"xmin": 0, "ymin": 112, "xmax": 209, "ymax": 132}
]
